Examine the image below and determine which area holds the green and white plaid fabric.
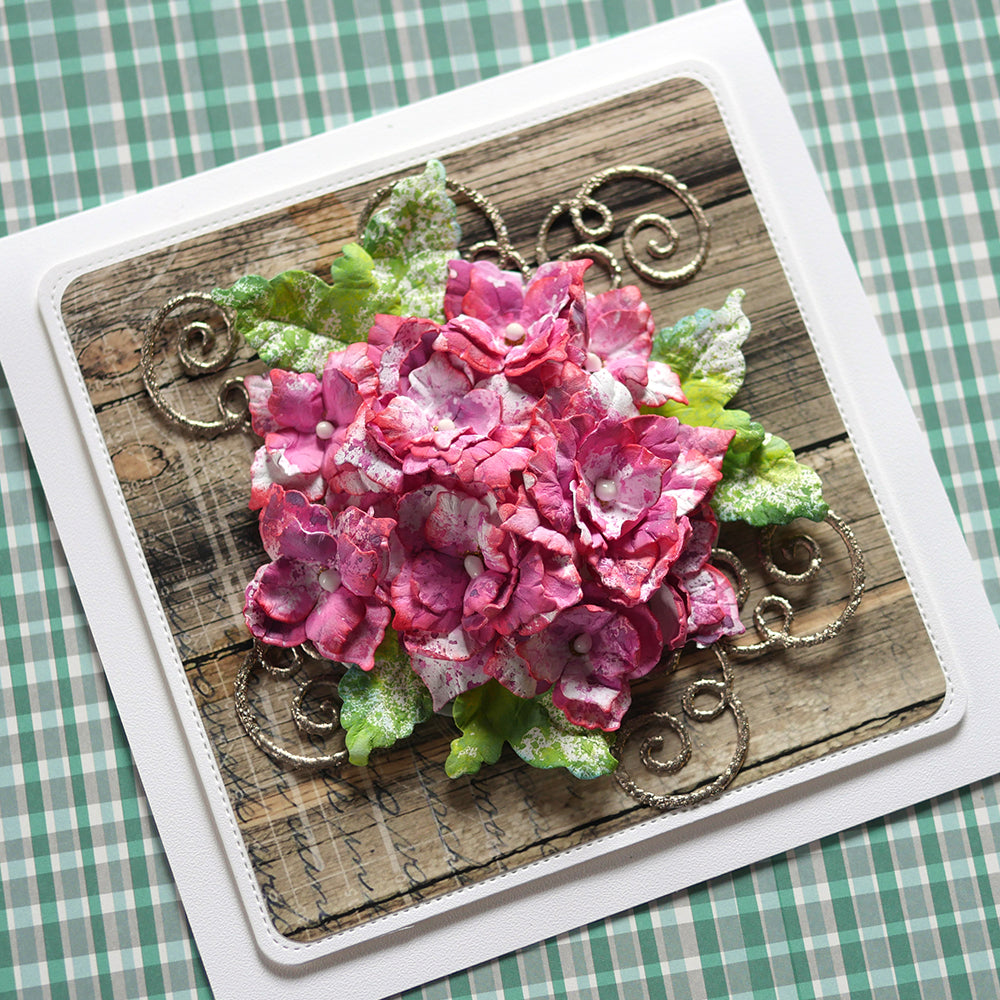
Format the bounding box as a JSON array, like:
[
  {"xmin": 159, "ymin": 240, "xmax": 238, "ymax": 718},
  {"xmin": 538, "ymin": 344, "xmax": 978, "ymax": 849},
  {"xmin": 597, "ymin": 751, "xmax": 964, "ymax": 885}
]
[{"xmin": 2, "ymin": 2, "xmax": 998, "ymax": 997}]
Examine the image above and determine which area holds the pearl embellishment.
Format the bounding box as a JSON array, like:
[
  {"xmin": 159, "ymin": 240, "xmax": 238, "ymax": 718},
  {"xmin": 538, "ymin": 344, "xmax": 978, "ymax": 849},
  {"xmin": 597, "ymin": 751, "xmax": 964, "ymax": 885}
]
[
  {"xmin": 505, "ymin": 321, "xmax": 526, "ymax": 343},
  {"xmin": 595, "ymin": 477, "xmax": 619, "ymax": 502},
  {"xmin": 318, "ymin": 568, "xmax": 342, "ymax": 592},
  {"xmin": 464, "ymin": 554, "xmax": 486, "ymax": 579},
  {"xmin": 571, "ymin": 633, "xmax": 593, "ymax": 654},
  {"xmin": 315, "ymin": 420, "xmax": 334, "ymax": 439}
]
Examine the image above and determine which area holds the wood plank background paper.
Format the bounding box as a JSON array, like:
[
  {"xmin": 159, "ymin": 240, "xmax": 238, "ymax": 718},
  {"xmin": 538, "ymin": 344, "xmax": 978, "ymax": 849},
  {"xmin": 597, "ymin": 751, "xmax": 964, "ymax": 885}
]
[{"xmin": 59, "ymin": 78, "xmax": 945, "ymax": 943}]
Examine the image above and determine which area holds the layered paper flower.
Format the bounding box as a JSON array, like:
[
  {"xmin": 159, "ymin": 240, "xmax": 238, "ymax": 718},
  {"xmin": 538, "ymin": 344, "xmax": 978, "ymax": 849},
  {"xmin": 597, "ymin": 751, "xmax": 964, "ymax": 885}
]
[{"xmin": 243, "ymin": 257, "xmax": 745, "ymax": 732}]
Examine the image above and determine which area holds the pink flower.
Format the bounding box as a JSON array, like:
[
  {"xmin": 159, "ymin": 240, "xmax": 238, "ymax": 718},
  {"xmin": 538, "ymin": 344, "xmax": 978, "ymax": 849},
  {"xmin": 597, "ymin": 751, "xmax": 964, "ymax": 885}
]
[
  {"xmin": 339, "ymin": 326, "xmax": 537, "ymax": 494},
  {"xmin": 574, "ymin": 415, "xmax": 733, "ymax": 541},
  {"xmin": 517, "ymin": 600, "xmax": 663, "ymax": 730},
  {"xmin": 444, "ymin": 258, "xmax": 685, "ymax": 405},
  {"xmin": 443, "ymin": 258, "xmax": 589, "ymax": 387},
  {"xmin": 245, "ymin": 344, "xmax": 376, "ymax": 509},
  {"xmin": 585, "ymin": 286, "xmax": 685, "ymax": 406},
  {"xmin": 390, "ymin": 484, "xmax": 581, "ymax": 699},
  {"xmin": 244, "ymin": 490, "xmax": 397, "ymax": 670},
  {"xmin": 653, "ymin": 504, "xmax": 745, "ymax": 647}
]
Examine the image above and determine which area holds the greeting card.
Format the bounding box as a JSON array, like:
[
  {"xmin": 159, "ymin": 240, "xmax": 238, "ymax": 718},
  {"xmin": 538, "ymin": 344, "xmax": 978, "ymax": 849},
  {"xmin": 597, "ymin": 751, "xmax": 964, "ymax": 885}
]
[{"xmin": 4, "ymin": 5, "xmax": 996, "ymax": 998}]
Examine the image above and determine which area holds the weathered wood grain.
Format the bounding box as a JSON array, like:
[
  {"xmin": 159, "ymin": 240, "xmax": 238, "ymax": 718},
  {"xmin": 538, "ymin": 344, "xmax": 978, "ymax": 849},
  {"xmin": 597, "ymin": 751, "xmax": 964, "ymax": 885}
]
[{"xmin": 59, "ymin": 77, "xmax": 945, "ymax": 944}]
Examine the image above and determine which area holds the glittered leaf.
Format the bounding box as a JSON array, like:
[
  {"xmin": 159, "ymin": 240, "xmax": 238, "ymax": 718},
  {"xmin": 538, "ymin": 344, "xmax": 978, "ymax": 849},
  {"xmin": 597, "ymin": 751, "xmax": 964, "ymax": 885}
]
[
  {"xmin": 509, "ymin": 690, "xmax": 617, "ymax": 779},
  {"xmin": 212, "ymin": 247, "xmax": 374, "ymax": 371},
  {"xmin": 650, "ymin": 289, "xmax": 763, "ymax": 459},
  {"xmin": 651, "ymin": 290, "xmax": 827, "ymax": 525},
  {"xmin": 444, "ymin": 680, "xmax": 542, "ymax": 778},
  {"xmin": 713, "ymin": 432, "xmax": 829, "ymax": 526},
  {"xmin": 652, "ymin": 288, "xmax": 750, "ymax": 403},
  {"xmin": 212, "ymin": 161, "xmax": 460, "ymax": 371},
  {"xmin": 338, "ymin": 634, "xmax": 432, "ymax": 766},
  {"xmin": 361, "ymin": 159, "xmax": 461, "ymax": 320}
]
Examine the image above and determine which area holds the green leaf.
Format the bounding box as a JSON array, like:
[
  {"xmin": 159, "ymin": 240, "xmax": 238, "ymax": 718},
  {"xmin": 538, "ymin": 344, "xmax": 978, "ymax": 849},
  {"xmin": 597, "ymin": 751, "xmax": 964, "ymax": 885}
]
[
  {"xmin": 445, "ymin": 681, "xmax": 542, "ymax": 778},
  {"xmin": 652, "ymin": 290, "xmax": 828, "ymax": 525},
  {"xmin": 338, "ymin": 635, "xmax": 432, "ymax": 766},
  {"xmin": 362, "ymin": 159, "xmax": 461, "ymax": 321},
  {"xmin": 713, "ymin": 432, "xmax": 829, "ymax": 526},
  {"xmin": 444, "ymin": 682, "xmax": 617, "ymax": 779},
  {"xmin": 362, "ymin": 159, "xmax": 460, "ymax": 259},
  {"xmin": 652, "ymin": 288, "xmax": 750, "ymax": 403},
  {"xmin": 509, "ymin": 690, "xmax": 617, "ymax": 779},
  {"xmin": 211, "ymin": 161, "xmax": 459, "ymax": 372}
]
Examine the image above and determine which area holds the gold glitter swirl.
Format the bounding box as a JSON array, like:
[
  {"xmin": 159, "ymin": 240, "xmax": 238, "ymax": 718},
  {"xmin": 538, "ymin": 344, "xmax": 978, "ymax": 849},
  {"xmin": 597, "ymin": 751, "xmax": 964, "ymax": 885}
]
[
  {"xmin": 613, "ymin": 646, "xmax": 749, "ymax": 811},
  {"xmin": 725, "ymin": 510, "xmax": 866, "ymax": 660},
  {"xmin": 141, "ymin": 293, "xmax": 250, "ymax": 436},
  {"xmin": 535, "ymin": 165, "xmax": 710, "ymax": 288},
  {"xmin": 234, "ymin": 642, "xmax": 348, "ymax": 771}
]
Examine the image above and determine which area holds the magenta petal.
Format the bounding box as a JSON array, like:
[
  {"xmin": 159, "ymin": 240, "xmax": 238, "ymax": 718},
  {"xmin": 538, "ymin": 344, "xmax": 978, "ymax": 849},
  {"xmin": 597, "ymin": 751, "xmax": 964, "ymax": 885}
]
[
  {"xmin": 306, "ymin": 587, "xmax": 390, "ymax": 670},
  {"xmin": 403, "ymin": 625, "xmax": 483, "ymax": 663},
  {"xmin": 249, "ymin": 445, "xmax": 324, "ymax": 511},
  {"xmin": 248, "ymin": 558, "xmax": 319, "ymax": 625},
  {"xmin": 259, "ymin": 489, "xmax": 338, "ymax": 564},
  {"xmin": 683, "ymin": 564, "xmax": 745, "ymax": 646},
  {"xmin": 244, "ymin": 602, "xmax": 307, "ymax": 648},
  {"xmin": 267, "ymin": 369, "xmax": 324, "ymax": 431},
  {"xmin": 485, "ymin": 639, "xmax": 542, "ymax": 700},
  {"xmin": 445, "ymin": 258, "xmax": 524, "ymax": 327},
  {"xmin": 552, "ymin": 663, "xmax": 631, "ymax": 731},
  {"xmin": 333, "ymin": 506, "xmax": 397, "ymax": 597},
  {"xmin": 434, "ymin": 316, "xmax": 506, "ymax": 374},
  {"xmin": 586, "ymin": 285, "xmax": 654, "ymax": 362},
  {"xmin": 411, "ymin": 646, "xmax": 492, "ymax": 710},
  {"xmin": 265, "ymin": 428, "xmax": 324, "ymax": 477},
  {"xmin": 246, "ymin": 374, "xmax": 280, "ymax": 436}
]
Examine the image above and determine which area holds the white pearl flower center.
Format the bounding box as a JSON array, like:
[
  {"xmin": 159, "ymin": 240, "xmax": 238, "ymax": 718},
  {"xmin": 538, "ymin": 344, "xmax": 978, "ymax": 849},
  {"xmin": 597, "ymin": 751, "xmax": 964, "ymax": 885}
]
[
  {"xmin": 318, "ymin": 568, "xmax": 342, "ymax": 592},
  {"xmin": 504, "ymin": 321, "xmax": 526, "ymax": 343},
  {"xmin": 571, "ymin": 633, "xmax": 593, "ymax": 654},
  {"xmin": 594, "ymin": 477, "xmax": 619, "ymax": 503},
  {"xmin": 464, "ymin": 554, "xmax": 486, "ymax": 579},
  {"xmin": 315, "ymin": 420, "xmax": 335, "ymax": 440}
]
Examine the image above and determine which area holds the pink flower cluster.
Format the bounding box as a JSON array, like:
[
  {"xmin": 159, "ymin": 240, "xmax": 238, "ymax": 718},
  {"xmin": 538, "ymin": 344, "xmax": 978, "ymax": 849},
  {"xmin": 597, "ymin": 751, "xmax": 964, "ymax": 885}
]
[{"xmin": 243, "ymin": 259, "xmax": 743, "ymax": 730}]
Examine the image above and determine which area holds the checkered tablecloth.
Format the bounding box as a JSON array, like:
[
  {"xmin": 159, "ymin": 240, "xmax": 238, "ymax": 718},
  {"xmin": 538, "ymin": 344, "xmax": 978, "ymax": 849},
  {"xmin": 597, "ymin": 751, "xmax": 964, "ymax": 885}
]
[{"xmin": 2, "ymin": 3, "xmax": 998, "ymax": 998}]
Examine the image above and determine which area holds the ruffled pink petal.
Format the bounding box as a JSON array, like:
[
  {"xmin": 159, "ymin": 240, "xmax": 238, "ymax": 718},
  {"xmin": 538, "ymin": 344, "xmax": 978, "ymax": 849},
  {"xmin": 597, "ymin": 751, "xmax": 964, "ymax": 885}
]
[
  {"xmin": 585, "ymin": 285, "xmax": 654, "ymax": 364},
  {"xmin": 484, "ymin": 638, "xmax": 542, "ymax": 700},
  {"xmin": 639, "ymin": 360, "xmax": 687, "ymax": 407},
  {"xmin": 587, "ymin": 504, "xmax": 688, "ymax": 605},
  {"xmin": 249, "ymin": 445, "xmax": 323, "ymax": 511},
  {"xmin": 246, "ymin": 374, "xmax": 280, "ymax": 436},
  {"xmin": 245, "ymin": 557, "xmax": 319, "ymax": 633},
  {"xmin": 306, "ymin": 586, "xmax": 390, "ymax": 670},
  {"xmin": 244, "ymin": 572, "xmax": 309, "ymax": 648},
  {"xmin": 647, "ymin": 583, "xmax": 689, "ymax": 650},
  {"xmin": 264, "ymin": 427, "xmax": 324, "ymax": 477},
  {"xmin": 410, "ymin": 646, "xmax": 492, "ymax": 710},
  {"xmin": 521, "ymin": 259, "xmax": 589, "ymax": 333},
  {"xmin": 552, "ymin": 663, "xmax": 631, "ymax": 731},
  {"xmin": 444, "ymin": 259, "xmax": 524, "ymax": 328},
  {"xmin": 433, "ymin": 316, "xmax": 506, "ymax": 374},
  {"xmin": 333, "ymin": 506, "xmax": 398, "ymax": 597},
  {"xmin": 390, "ymin": 549, "xmax": 466, "ymax": 635},
  {"xmin": 402, "ymin": 624, "xmax": 483, "ymax": 663},
  {"xmin": 267, "ymin": 369, "xmax": 324, "ymax": 432},
  {"xmin": 258, "ymin": 488, "xmax": 338, "ymax": 564},
  {"xmin": 681, "ymin": 563, "xmax": 744, "ymax": 646}
]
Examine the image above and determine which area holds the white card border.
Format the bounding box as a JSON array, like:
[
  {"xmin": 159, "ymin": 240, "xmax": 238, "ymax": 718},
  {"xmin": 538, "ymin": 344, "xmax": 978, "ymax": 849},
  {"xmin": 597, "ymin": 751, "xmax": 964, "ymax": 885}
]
[{"xmin": 3, "ymin": 4, "xmax": 998, "ymax": 998}]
